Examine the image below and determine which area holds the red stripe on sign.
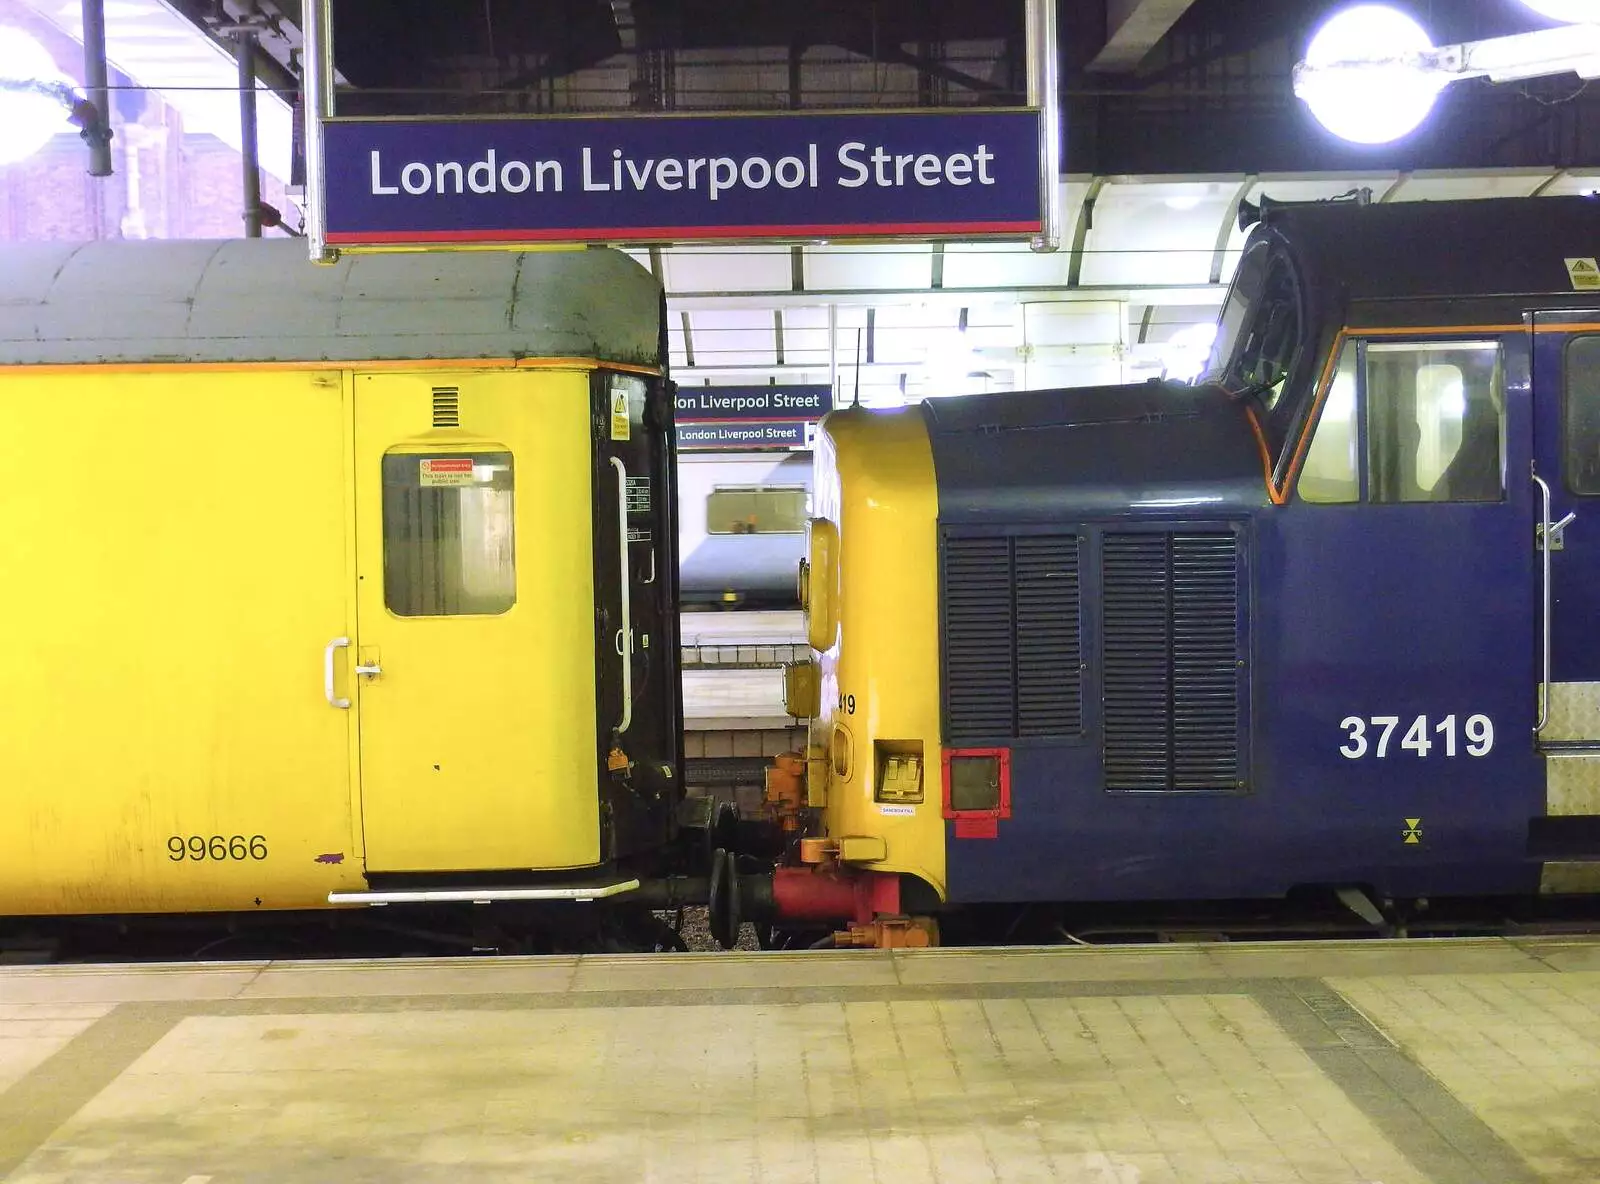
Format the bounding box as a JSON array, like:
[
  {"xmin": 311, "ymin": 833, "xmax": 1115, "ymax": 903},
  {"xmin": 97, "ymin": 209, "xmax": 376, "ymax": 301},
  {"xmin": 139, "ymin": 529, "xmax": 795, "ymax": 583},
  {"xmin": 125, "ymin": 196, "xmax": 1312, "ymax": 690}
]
[
  {"xmin": 425, "ymin": 458, "xmax": 473, "ymax": 471},
  {"xmin": 326, "ymin": 220, "xmax": 1044, "ymax": 245}
]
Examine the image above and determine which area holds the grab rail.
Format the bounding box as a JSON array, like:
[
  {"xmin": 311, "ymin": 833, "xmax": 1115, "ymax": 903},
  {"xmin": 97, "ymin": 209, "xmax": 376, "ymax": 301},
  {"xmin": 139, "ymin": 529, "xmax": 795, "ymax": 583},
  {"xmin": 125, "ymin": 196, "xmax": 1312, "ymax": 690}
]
[{"xmin": 611, "ymin": 456, "xmax": 633, "ymax": 735}]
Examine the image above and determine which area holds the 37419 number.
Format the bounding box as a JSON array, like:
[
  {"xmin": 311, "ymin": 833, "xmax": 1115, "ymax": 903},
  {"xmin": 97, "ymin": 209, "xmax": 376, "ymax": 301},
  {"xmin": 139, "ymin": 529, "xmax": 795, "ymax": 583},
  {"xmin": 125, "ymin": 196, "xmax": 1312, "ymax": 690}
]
[
  {"xmin": 1339, "ymin": 714, "xmax": 1493, "ymax": 759},
  {"xmin": 168, "ymin": 835, "xmax": 268, "ymax": 862}
]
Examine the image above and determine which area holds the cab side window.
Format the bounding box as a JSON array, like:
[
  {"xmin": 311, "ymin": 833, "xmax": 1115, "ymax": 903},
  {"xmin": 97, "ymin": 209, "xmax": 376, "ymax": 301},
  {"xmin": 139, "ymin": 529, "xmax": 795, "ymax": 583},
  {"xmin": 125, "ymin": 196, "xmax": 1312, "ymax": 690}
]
[
  {"xmin": 1298, "ymin": 340, "xmax": 1505, "ymax": 504},
  {"xmin": 1565, "ymin": 336, "xmax": 1600, "ymax": 495}
]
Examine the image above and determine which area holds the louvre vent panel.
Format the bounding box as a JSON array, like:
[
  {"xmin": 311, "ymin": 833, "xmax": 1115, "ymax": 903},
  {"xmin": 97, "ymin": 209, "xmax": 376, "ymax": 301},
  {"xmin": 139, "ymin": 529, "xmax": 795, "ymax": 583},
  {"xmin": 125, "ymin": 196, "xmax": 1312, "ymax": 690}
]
[
  {"xmin": 1102, "ymin": 531, "xmax": 1243, "ymax": 792},
  {"xmin": 943, "ymin": 538, "xmax": 1015, "ymax": 743},
  {"xmin": 432, "ymin": 387, "xmax": 461, "ymax": 428},
  {"xmin": 1102, "ymin": 535, "xmax": 1172, "ymax": 790},
  {"xmin": 942, "ymin": 533, "xmax": 1084, "ymax": 743},
  {"xmin": 1014, "ymin": 537, "xmax": 1082, "ymax": 737}
]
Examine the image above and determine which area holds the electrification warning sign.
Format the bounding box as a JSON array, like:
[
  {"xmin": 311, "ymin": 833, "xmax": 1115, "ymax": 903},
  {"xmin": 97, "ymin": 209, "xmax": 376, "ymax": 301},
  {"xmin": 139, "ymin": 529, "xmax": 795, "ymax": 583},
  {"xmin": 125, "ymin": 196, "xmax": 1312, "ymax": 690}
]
[
  {"xmin": 610, "ymin": 388, "xmax": 631, "ymax": 441},
  {"xmin": 1566, "ymin": 258, "xmax": 1600, "ymax": 290}
]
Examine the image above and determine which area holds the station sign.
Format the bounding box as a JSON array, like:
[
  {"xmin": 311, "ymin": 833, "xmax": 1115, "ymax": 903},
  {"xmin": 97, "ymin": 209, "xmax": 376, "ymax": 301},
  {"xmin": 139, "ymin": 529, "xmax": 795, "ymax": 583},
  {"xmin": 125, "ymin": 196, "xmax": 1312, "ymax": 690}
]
[
  {"xmin": 322, "ymin": 110, "xmax": 1042, "ymax": 247},
  {"xmin": 674, "ymin": 384, "xmax": 832, "ymax": 451},
  {"xmin": 678, "ymin": 422, "xmax": 814, "ymax": 450}
]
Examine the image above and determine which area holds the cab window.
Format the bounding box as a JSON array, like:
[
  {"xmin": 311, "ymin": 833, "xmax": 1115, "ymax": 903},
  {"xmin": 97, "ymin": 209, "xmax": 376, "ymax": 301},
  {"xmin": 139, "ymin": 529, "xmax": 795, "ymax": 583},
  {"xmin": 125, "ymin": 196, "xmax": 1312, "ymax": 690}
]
[
  {"xmin": 382, "ymin": 450, "xmax": 516, "ymax": 616},
  {"xmin": 1298, "ymin": 343, "xmax": 1359, "ymax": 503},
  {"xmin": 1298, "ymin": 340, "xmax": 1505, "ymax": 504},
  {"xmin": 1565, "ymin": 335, "xmax": 1600, "ymax": 495}
]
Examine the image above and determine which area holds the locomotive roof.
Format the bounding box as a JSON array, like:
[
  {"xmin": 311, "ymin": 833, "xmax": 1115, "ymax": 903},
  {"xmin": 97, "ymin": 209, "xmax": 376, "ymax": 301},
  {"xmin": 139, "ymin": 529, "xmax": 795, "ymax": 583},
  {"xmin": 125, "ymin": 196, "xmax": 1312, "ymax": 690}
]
[
  {"xmin": 1262, "ymin": 193, "xmax": 1600, "ymax": 305},
  {"xmin": 0, "ymin": 238, "xmax": 662, "ymax": 367}
]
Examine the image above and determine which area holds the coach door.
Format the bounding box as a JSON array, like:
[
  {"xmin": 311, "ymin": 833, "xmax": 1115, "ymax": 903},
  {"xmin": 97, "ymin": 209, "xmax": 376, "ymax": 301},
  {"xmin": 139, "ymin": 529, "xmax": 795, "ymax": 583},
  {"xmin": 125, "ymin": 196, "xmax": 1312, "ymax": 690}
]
[
  {"xmin": 350, "ymin": 370, "xmax": 602, "ymax": 873},
  {"xmin": 1531, "ymin": 317, "xmax": 1600, "ymax": 886}
]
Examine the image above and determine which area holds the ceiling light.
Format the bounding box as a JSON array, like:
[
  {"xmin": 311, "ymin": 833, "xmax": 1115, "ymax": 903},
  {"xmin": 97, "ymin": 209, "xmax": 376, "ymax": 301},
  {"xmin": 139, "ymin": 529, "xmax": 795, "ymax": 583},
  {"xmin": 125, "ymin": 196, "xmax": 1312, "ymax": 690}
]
[{"xmin": 1294, "ymin": 5, "xmax": 1446, "ymax": 144}]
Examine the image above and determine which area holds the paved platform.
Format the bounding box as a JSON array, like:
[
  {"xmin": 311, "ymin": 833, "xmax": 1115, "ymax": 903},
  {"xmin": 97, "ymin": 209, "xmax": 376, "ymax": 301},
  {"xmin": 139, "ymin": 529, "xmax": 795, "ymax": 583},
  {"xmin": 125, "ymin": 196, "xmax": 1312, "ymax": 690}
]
[{"xmin": 1, "ymin": 937, "xmax": 1596, "ymax": 1183}]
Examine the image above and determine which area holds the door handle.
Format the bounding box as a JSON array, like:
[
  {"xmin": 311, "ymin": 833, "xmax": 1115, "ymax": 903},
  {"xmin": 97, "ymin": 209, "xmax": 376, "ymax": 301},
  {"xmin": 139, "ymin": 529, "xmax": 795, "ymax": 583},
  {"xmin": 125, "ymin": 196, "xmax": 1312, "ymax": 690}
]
[
  {"xmin": 1534, "ymin": 472, "xmax": 1553, "ymax": 735},
  {"xmin": 1540, "ymin": 510, "xmax": 1577, "ymax": 552},
  {"xmin": 324, "ymin": 637, "xmax": 351, "ymax": 709}
]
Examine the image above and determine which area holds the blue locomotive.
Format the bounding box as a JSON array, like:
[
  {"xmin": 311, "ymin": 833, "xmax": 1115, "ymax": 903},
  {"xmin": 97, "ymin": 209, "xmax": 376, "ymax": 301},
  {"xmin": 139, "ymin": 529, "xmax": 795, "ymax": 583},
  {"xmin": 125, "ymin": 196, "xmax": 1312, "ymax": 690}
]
[{"xmin": 724, "ymin": 193, "xmax": 1600, "ymax": 947}]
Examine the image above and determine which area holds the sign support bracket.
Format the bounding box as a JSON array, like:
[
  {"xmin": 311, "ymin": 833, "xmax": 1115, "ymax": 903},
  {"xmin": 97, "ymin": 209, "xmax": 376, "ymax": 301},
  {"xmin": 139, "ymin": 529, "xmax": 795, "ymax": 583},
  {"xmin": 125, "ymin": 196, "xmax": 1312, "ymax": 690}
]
[{"xmin": 302, "ymin": 0, "xmax": 336, "ymax": 264}]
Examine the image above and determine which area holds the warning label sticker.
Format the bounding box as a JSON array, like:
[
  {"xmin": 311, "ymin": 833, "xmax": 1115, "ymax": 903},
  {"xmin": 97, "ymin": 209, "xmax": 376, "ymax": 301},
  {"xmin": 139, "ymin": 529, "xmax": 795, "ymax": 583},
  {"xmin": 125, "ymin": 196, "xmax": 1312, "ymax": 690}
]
[
  {"xmin": 610, "ymin": 388, "xmax": 631, "ymax": 441},
  {"xmin": 419, "ymin": 457, "xmax": 475, "ymax": 487},
  {"xmin": 1566, "ymin": 258, "xmax": 1600, "ymax": 290}
]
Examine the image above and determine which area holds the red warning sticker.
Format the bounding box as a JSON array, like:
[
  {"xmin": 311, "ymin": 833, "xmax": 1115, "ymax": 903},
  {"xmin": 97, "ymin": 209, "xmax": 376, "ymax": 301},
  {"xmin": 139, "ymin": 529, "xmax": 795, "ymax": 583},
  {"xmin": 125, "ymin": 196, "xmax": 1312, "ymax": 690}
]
[{"xmin": 420, "ymin": 457, "xmax": 475, "ymax": 487}]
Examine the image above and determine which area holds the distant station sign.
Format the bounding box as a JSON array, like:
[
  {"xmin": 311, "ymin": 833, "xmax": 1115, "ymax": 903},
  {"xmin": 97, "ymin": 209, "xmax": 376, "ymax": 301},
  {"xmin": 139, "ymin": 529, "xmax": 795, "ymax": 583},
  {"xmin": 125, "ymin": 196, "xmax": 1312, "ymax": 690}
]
[
  {"xmin": 675, "ymin": 384, "xmax": 832, "ymax": 451},
  {"xmin": 321, "ymin": 111, "xmax": 1042, "ymax": 248},
  {"xmin": 678, "ymin": 422, "xmax": 814, "ymax": 450}
]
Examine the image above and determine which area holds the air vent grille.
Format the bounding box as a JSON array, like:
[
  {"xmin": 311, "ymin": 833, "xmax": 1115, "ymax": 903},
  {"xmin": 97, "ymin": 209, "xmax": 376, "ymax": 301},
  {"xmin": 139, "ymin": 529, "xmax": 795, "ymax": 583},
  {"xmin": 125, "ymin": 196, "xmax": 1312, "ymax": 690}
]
[
  {"xmin": 944, "ymin": 538, "xmax": 1015, "ymax": 743},
  {"xmin": 432, "ymin": 387, "xmax": 460, "ymax": 428},
  {"xmin": 942, "ymin": 534, "xmax": 1082, "ymax": 744},
  {"xmin": 1102, "ymin": 530, "xmax": 1242, "ymax": 792}
]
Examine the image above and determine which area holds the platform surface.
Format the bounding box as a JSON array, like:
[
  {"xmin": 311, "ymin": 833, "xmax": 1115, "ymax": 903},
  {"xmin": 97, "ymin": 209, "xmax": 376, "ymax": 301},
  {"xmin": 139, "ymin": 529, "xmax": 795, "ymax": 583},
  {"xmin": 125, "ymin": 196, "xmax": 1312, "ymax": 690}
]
[{"xmin": 1, "ymin": 936, "xmax": 1597, "ymax": 1182}]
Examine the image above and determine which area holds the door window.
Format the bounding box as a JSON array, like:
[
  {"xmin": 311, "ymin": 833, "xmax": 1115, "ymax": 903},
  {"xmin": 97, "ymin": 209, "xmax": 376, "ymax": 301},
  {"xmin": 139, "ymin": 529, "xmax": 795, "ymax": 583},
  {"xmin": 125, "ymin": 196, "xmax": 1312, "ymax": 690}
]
[
  {"xmin": 1565, "ymin": 335, "xmax": 1600, "ymax": 495},
  {"xmin": 1297, "ymin": 340, "xmax": 1505, "ymax": 504},
  {"xmin": 382, "ymin": 450, "xmax": 516, "ymax": 616}
]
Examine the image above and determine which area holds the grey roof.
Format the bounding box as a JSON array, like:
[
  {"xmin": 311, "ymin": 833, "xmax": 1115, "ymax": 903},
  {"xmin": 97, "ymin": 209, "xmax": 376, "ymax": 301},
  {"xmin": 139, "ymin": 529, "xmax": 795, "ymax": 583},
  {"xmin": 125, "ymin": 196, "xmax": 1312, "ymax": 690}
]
[{"xmin": 0, "ymin": 239, "xmax": 662, "ymax": 367}]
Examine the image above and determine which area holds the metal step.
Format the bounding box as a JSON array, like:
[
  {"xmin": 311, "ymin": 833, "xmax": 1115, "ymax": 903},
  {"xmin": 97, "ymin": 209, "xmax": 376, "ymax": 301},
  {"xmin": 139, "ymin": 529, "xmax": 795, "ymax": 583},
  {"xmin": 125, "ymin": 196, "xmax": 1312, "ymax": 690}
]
[{"xmin": 328, "ymin": 880, "xmax": 641, "ymax": 906}]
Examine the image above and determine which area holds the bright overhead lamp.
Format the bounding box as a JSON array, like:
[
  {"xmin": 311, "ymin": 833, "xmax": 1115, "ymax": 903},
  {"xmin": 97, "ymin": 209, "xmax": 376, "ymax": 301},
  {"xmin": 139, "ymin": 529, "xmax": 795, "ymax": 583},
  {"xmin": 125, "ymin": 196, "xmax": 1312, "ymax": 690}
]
[
  {"xmin": 1521, "ymin": 0, "xmax": 1598, "ymax": 22},
  {"xmin": 1162, "ymin": 322, "xmax": 1219, "ymax": 383},
  {"xmin": 0, "ymin": 26, "xmax": 76, "ymax": 166},
  {"xmin": 1294, "ymin": 5, "xmax": 1600, "ymax": 144},
  {"xmin": 1294, "ymin": 6, "xmax": 1447, "ymax": 145}
]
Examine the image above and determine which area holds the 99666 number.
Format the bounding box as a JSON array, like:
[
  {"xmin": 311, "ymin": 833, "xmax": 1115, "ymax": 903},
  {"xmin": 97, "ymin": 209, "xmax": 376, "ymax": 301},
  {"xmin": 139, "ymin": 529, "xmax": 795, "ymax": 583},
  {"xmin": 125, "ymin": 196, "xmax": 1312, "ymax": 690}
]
[{"xmin": 168, "ymin": 835, "xmax": 268, "ymax": 862}]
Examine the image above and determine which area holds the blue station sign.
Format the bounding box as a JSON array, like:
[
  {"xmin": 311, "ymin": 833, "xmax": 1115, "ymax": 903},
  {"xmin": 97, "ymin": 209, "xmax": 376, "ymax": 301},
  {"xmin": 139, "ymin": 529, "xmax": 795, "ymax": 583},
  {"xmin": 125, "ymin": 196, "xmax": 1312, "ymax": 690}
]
[
  {"xmin": 675, "ymin": 385, "xmax": 832, "ymax": 421},
  {"xmin": 678, "ymin": 422, "xmax": 813, "ymax": 450},
  {"xmin": 674, "ymin": 384, "xmax": 833, "ymax": 451},
  {"xmin": 322, "ymin": 111, "xmax": 1042, "ymax": 247}
]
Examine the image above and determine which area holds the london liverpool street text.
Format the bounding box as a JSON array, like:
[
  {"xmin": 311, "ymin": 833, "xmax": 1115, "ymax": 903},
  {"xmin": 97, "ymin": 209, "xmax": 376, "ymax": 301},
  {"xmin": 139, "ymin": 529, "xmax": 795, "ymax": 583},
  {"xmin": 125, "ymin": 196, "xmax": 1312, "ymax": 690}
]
[{"xmin": 368, "ymin": 143, "xmax": 1000, "ymax": 201}]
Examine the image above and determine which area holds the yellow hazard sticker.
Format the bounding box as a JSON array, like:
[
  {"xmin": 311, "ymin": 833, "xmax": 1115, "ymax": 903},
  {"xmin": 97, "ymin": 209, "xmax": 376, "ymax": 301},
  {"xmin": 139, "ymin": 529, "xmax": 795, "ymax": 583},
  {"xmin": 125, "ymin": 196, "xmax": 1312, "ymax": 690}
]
[
  {"xmin": 1402, "ymin": 818, "xmax": 1423, "ymax": 844},
  {"xmin": 1566, "ymin": 258, "xmax": 1600, "ymax": 290},
  {"xmin": 610, "ymin": 388, "xmax": 631, "ymax": 441}
]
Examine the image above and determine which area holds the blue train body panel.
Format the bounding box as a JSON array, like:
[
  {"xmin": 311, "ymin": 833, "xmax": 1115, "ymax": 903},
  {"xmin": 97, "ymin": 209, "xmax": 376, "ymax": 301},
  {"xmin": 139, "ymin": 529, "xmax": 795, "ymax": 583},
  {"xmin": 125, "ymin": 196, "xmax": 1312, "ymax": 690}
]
[{"xmin": 927, "ymin": 194, "xmax": 1600, "ymax": 908}]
